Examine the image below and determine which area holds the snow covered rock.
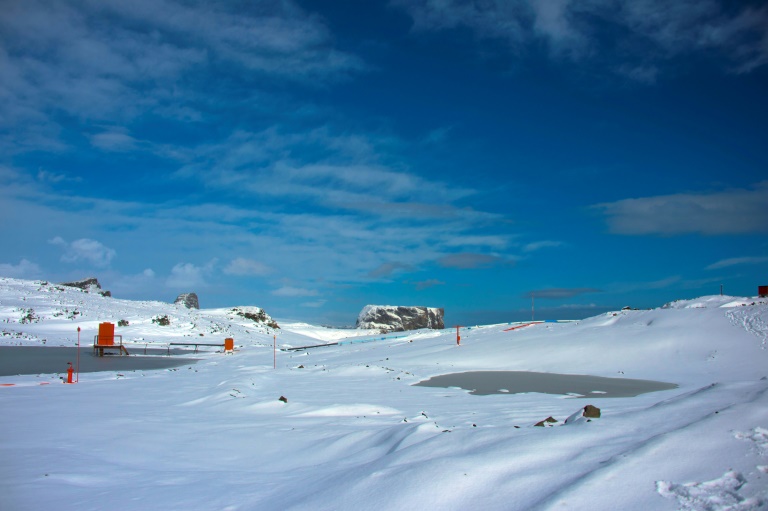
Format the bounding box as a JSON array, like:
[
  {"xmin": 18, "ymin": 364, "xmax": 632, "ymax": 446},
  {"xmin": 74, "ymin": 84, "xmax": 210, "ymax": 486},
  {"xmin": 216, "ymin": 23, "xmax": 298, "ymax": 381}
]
[
  {"xmin": 564, "ymin": 405, "xmax": 601, "ymax": 425},
  {"xmin": 60, "ymin": 277, "xmax": 111, "ymax": 297},
  {"xmin": 174, "ymin": 292, "xmax": 199, "ymax": 309},
  {"xmin": 355, "ymin": 305, "xmax": 445, "ymax": 332}
]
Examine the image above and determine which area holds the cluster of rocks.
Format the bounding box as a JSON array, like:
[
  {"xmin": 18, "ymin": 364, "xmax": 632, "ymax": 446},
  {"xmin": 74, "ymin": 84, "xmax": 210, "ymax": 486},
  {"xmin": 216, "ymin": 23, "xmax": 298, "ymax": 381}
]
[
  {"xmin": 534, "ymin": 405, "xmax": 601, "ymax": 427},
  {"xmin": 356, "ymin": 305, "xmax": 445, "ymax": 332},
  {"xmin": 229, "ymin": 306, "xmax": 280, "ymax": 329},
  {"xmin": 60, "ymin": 277, "xmax": 111, "ymax": 297}
]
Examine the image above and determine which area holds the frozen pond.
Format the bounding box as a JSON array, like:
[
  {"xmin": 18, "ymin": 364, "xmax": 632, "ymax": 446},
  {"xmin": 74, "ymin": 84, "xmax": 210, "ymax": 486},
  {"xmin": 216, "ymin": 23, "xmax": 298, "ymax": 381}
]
[
  {"xmin": 0, "ymin": 346, "xmax": 198, "ymax": 377},
  {"xmin": 414, "ymin": 371, "xmax": 677, "ymax": 398}
]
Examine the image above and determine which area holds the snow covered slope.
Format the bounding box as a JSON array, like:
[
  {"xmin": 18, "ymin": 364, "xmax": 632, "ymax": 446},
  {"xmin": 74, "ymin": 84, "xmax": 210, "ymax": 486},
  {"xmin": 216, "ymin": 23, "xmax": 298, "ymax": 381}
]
[{"xmin": 1, "ymin": 278, "xmax": 768, "ymax": 511}]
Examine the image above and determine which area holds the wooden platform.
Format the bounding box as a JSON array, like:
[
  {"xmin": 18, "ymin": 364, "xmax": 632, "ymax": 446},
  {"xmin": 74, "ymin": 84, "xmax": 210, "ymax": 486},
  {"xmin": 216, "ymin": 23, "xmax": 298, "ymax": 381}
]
[{"xmin": 93, "ymin": 344, "xmax": 130, "ymax": 356}]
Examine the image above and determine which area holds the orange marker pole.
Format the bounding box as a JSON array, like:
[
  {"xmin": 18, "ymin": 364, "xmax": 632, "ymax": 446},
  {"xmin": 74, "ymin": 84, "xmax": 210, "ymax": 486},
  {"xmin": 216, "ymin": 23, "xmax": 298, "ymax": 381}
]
[
  {"xmin": 76, "ymin": 327, "xmax": 81, "ymax": 383},
  {"xmin": 456, "ymin": 325, "xmax": 461, "ymax": 346}
]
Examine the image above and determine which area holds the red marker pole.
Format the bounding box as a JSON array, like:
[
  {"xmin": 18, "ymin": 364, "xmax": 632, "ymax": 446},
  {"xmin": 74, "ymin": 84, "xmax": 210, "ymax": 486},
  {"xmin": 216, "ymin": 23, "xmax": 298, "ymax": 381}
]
[
  {"xmin": 76, "ymin": 326, "xmax": 81, "ymax": 383},
  {"xmin": 456, "ymin": 325, "xmax": 461, "ymax": 346}
]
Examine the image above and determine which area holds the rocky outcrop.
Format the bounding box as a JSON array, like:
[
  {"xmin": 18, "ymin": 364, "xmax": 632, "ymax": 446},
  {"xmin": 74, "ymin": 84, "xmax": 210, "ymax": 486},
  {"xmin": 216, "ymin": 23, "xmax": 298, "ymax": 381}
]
[
  {"xmin": 174, "ymin": 292, "xmax": 199, "ymax": 309},
  {"xmin": 229, "ymin": 306, "xmax": 280, "ymax": 329},
  {"xmin": 61, "ymin": 277, "xmax": 111, "ymax": 297},
  {"xmin": 356, "ymin": 305, "xmax": 444, "ymax": 332}
]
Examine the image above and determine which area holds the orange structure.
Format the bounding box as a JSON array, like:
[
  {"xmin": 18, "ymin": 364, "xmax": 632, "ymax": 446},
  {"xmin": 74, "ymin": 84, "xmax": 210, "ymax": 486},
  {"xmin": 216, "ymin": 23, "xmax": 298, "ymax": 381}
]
[
  {"xmin": 224, "ymin": 338, "xmax": 234, "ymax": 352},
  {"xmin": 93, "ymin": 322, "xmax": 128, "ymax": 356},
  {"xmin": 98, "ymin": 322, "xmax": 115, "ymax": 345}
]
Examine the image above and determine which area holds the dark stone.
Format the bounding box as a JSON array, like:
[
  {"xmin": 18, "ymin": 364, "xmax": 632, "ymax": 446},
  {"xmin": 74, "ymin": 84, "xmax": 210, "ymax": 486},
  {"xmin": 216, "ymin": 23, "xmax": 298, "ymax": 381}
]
[
  {"xmin": 174, "ymin": 293, "xmax": 199, "ymax": 309},
  {"xmin": 356, "ymin": 305, "xmax": 445, "ymax": 332},
  {"xmin": 583, "ymin": 405, "xmax": 601, "ymax": 418},
  {"xmin": 279, "ymin": 396, "xmax": 288, "ymax": 403}
]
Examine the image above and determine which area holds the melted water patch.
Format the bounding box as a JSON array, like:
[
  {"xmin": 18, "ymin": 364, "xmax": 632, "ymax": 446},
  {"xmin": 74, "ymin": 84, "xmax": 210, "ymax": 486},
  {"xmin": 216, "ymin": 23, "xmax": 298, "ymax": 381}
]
[
  {"xmin": 414, "ymin": 371, "xmax": 677, "ymax": 397},
  {"xmin": 0, "ymin": 346, "xmax": 197, "ymax": 377}
]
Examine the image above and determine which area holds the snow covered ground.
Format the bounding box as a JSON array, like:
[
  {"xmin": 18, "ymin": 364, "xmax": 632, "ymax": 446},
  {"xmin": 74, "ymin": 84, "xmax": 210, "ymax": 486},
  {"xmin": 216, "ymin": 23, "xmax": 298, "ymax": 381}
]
[{"xmin": 1, "ymin": 277, "xmax": 767, "ymax": 510}]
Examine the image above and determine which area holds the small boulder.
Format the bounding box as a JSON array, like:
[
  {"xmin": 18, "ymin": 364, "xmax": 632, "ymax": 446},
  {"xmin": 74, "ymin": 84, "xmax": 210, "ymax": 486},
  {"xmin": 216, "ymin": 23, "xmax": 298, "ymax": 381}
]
[
  {"xmin": 583, "ymin": 405, "xmax": 601, "ymax": 418},
  {"xmin": 279, "ymin": 396, "xmax": 288, "ymax": 403}
]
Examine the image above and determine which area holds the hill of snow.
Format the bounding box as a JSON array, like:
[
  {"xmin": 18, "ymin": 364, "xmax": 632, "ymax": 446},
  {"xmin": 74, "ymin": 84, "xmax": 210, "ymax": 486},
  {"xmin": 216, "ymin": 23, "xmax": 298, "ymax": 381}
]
[{"xmin": 1, "ymin": 277, "xmax": 768, "ymax": 510}]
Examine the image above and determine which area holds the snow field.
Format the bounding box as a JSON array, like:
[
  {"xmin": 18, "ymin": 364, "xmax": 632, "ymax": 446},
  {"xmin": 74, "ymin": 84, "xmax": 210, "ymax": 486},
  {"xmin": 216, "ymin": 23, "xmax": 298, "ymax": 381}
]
[{"xmin": 2, "ymin": 278, "xmax": 768, "ymax": 510}]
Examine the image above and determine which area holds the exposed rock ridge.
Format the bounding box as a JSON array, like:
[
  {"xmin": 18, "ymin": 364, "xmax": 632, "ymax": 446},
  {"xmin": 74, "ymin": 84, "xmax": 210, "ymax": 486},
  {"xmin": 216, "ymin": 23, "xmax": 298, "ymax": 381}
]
[
  {"xmin": 356, "ymin": 305, "xmax": 444, "ymax": 332},
  {"xmin": 60, "ymin": 277, "xmax": 111, "ymax": 297}
]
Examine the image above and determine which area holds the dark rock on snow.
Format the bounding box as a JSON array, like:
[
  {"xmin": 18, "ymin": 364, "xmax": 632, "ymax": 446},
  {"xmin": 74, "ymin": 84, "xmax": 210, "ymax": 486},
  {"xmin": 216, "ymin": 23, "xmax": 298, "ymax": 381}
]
[
  {"xmin": 534, "ymin": 416, "xmax": 558, "ymax": 427},
  {"xmin": 583, "ymin": 405, "xmax": 601, "ymax": 418},
  {"xmin": 175, "ymin": 292, "xmax": 199, "ymax": 309}
]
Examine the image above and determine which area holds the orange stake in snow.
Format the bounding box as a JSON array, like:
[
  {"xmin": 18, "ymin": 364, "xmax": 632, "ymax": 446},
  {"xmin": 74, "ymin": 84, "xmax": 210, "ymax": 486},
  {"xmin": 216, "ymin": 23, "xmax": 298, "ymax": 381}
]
[{"xmin": 456, "ymin": 325, "xmax": 461, "ymax": 346}]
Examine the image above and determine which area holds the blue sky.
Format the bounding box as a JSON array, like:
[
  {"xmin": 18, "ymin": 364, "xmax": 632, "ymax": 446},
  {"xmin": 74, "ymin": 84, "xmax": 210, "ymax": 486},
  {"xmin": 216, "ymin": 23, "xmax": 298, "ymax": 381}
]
[{"xmin": 1, "ymin": 0, "xmax": 767, "ymax": 326}]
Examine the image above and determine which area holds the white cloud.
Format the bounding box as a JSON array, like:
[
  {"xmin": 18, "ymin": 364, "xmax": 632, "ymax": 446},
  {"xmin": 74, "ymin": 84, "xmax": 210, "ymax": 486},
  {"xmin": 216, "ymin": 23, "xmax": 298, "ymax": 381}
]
[
  {"xmin": 593, "ymin": 182, "xmax": 768, "ymax": 235},
  {"xmin": 0, "ymin": 0, "xmax": 363, "ymax": 152},
  {"xmin": 49, "ymin": 236, "xmax": 116, "ymax": 267},
  {"xmin": 107, "ymin": 268, "xmax": 157, "ymax": 296},
  {"xmin": 223, "ymin": 258, "xmax": 271, "ymax": 276},
  {"xmin": 272, "ymin": 286, "xmax": 318, "ymax": 297},
  {"xmin": 706, "ymin": 256, "xmax": 768, "ymax": 270},
  {"xmin": 523, "ymin": 240, "xmax": 564, "ymax": 252},
  {"xmin": 166, "ymin": 260, "xmax": 216, "ymax": 289},
  {"xmin": 0, "ymin": 259, "xmax": 42, "ymax": 278}
]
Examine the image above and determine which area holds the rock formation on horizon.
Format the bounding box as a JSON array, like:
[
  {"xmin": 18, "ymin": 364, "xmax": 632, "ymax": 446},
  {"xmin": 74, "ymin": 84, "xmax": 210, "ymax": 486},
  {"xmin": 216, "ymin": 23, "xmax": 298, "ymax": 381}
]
[
  {"xmin": 60, "ymin": 277, "xmax": 111, "ymax": 297},
  {"xmin": 356, "ymin": 305, "xmax": 444, "ymax": 332},
  {"xmin": 174, "ymin": 292, "xmax": 200, "ymax": 309}
]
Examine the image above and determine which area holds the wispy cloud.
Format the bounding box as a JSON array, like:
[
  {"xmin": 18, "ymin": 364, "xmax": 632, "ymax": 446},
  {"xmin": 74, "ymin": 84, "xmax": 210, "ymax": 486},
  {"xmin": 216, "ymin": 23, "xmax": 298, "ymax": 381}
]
[
  {"xmin": 523, "ymin": 288, "xmax": 602, "ymax": 299},
  {"xmin": 706, "ymin": 256, "xmax": 768, "ymax": 270},
  {"xmin": 0, "ymin": 259, "xmax": 42, "ymax": 279},
  {"xmin": 49, "ymin": 237, "xmax": 116, "ymax": 268},
  {"xmin": 523, "ymin": 240, "xmax": 564, "ymax": 252},
  {"xmin": 394, "ymin": 0, "xmax": 768, "ymax": 78},
  {"xmin": 0, "ymin": 0, "xmax": 363, "ymax": 152},
  {"xmin": 301, "ymin": 299, "xmax": 327, "ymax": 308},
  {"xmin": 414, "ymin": 279, "xmax": 445, "ymax": 290},
  {"xmin": 223, "ymin": 258, "xmax": 272, "ymax": 277},
  {"xmin": 438, "ymin": 253, "xmax": 509, "ymax": 269},
  {"xmin": 272, "ymin": 286, "xmax": 318, "ymax": 297},
  {"xmin": 175, "ymin": 128, "xmax": 474, "ymax": 216},
  {"xmin": 368, "ymin": 262, "xmax": 414, "ymax": 279},
  {"xmin": 592, "ymin": 182, "xmax": 768, "ymax": 235}
]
